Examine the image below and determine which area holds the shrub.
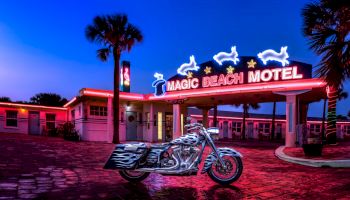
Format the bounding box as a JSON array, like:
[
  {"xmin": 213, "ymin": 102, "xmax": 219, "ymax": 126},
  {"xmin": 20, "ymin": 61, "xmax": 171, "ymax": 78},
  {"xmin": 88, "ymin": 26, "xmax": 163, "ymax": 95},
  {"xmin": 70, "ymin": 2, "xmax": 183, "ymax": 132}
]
[
  {"xmin": 47, "ymin": 127, "xmax": 59, "ymax": 137},
  {"xmin": 58, "ymin": 122, "xmax": 80, "ymax": 141}
]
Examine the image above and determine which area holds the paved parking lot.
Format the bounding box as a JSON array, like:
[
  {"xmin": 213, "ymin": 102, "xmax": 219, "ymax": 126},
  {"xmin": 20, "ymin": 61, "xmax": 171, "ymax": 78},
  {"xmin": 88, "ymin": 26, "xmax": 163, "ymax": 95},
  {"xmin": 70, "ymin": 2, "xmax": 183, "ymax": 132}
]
[{"xmin": 1, "ymin": 133, "xmax": 350, "ymax": 199}]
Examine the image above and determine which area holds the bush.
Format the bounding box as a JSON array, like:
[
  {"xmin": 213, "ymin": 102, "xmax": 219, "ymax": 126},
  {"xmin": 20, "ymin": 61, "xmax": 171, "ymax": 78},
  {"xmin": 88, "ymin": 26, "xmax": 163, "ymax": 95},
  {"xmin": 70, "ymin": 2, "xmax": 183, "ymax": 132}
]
[
  {"xmin": 47, "ymin": 127, "xmax": 59, "ymax": 137},
  {"xmin": 58, "ymin": 122, "xmax": 80, "ymax": 141}
]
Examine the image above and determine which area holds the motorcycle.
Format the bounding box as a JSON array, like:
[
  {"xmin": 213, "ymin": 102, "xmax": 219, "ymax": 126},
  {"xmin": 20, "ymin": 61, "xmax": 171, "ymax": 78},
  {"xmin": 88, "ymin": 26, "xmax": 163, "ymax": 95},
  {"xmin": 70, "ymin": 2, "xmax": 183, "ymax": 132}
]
[{"xmin": 104, "ymin": 121, "xmax": 243, "ymax": 185}]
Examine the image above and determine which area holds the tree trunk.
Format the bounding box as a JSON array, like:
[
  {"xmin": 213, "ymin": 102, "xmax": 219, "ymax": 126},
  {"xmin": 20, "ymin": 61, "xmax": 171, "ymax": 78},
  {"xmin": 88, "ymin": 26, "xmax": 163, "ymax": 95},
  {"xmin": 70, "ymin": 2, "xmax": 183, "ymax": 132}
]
[
  {"xmin": 271, "ymin": 101, "xmax": 276, "ymax": 140},
  {"xmin": 326, "ymin": 86, "xmax": 337, "ymax": 144},
  {"xmin": 321, "ymin": 98, "xmax": 327, "ymax": 143},
  {"xmin": 112, "ymin": 50, "xmax": 121, "ymax": 144},
  {"xmin": 213, "ymin": 105, "xmax": 218, "ymax": 127},
  {"xmin": 242, "ymin": 104, "xmax": 247, "ymax": 140}
]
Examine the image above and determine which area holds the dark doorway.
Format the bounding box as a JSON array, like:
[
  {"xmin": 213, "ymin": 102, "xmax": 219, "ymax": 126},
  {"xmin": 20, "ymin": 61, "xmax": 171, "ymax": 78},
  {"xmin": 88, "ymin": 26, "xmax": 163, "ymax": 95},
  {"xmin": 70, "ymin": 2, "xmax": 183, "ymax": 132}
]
[
  {"xmin": 126, "ymin": 111, "xmax": 137, "ymax": 141},
  {"xmin": 28, "ymin": 111, "xmax": 40, "ymax": 135}
]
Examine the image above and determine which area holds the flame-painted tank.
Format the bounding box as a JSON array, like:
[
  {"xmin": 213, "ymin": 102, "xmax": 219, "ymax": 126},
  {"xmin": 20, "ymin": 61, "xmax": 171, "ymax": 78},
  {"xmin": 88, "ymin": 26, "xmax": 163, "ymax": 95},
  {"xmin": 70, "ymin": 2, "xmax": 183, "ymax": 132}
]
[{"xmin": 170, "ymin": 133, "xmax": 201, "ymax": 146}]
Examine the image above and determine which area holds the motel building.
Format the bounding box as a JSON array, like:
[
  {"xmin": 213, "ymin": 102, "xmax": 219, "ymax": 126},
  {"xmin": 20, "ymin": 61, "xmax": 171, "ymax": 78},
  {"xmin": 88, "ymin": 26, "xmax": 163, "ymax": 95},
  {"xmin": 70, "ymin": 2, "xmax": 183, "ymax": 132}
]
[{"xmin": 1, "ymin": 47, "xmax": 350, "ymax": 147}]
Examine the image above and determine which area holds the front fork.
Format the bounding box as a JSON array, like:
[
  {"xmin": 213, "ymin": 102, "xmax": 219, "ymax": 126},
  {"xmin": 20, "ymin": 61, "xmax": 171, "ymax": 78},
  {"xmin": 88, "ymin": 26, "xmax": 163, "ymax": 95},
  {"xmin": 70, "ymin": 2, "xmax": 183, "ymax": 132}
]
[{"xmin": 205, "ymin": 133, "xmax": 226, "ymax": 168}]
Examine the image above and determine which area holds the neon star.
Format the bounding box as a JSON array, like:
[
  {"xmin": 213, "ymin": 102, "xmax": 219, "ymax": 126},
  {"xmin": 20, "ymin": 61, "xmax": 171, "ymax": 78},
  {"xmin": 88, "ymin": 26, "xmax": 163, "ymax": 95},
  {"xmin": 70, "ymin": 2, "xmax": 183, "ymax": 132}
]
[
  {"xmin": 247, "ymin": 59, "xmax": 257, "ymax": 69},
  {"xmin": 187, "ymin": 71, "xmax": 193, "ymax": 78},
  {"xmin": 226, "ymin": 66, "xmax": 235, "ymax": 74},
  {"xmin": 204, "ymin": 66, "xmax": 212, "ymax": 74}
]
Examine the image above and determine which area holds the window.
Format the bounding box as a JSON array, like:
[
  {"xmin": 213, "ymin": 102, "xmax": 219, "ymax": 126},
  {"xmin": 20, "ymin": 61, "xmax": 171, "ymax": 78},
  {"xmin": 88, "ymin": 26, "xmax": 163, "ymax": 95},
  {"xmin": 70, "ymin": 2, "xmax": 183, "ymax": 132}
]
[
  {"xmin": 232, "ymin": 122, "xmax": 242, "ymax": 133},
  {"xmin": 259, "ymin": 123, "xmax": 271, "ymax": 134},
  {"xmin": 310, "ymin": 124, "xmax": 321, "ymax": 134},
  {"xmin": 121, "ymin": 112, "xmax": 124, "ymax": 123},
  {"xmin": 139, "ymin": 113, "xmax": 143, "ymax": 125},
  {"xmin": 90, "ymin": 106, "xmax": 107, "ymax": 116},
  {"xmin": 6, "ymin": 110, "xmax": 18, "ymax": 127},
  {"xmin": 46, "ymin": 114, "xmax": 56, "ymax": 130},
  {"xmin": 343, "ymin": 125, "xmax": 350, "ymax": 134}
]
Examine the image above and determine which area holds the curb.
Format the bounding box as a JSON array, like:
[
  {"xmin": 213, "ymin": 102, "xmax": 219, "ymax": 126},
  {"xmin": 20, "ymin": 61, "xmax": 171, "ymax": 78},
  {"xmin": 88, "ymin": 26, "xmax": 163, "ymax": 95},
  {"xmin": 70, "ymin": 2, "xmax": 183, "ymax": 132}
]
[{"xmin": 275, "ymin": 146, "xmax": 350, "ymax": 168}]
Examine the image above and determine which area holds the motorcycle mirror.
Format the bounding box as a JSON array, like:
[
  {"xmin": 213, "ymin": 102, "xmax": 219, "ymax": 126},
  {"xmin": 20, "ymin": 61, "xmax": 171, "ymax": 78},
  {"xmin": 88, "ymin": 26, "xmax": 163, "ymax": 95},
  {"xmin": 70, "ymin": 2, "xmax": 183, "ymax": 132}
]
[{"xmin": 186, "ymin": 116, "xmax": 192, "ymax": 124}]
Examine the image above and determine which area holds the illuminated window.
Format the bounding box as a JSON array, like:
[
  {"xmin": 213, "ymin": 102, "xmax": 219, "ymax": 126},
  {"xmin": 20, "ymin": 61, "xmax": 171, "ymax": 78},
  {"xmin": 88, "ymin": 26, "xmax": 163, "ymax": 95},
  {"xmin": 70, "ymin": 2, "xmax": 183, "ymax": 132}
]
[
  {"xmin": 146, "ymin": 112, "xmax": 150, "ymax": 129},
  {"xmin": 158, "ymin": 112, "xmax": 162, "ymax": 141},
  {"xmin": 46, "ymin": 114, "xmax": 56, "ymax": 130},
  {"xmin": 90, "ymin": 106, "xmax": 107, "ymax": 116},
  {"xmin": 6, "ymin": 110, "xmax": 18, "ymax": 127}
]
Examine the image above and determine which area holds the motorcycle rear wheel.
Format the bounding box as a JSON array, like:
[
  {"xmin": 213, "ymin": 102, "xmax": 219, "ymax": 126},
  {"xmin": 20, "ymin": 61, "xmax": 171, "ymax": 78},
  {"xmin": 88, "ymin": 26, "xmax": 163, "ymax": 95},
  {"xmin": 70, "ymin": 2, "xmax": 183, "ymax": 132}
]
[
  {"xmin": 119, "ymin": 170, "xmax": 150, "ymax": 182},
  {"xmin": 208, "ymin": 155, "xmax": 243, "ymax": 185}
]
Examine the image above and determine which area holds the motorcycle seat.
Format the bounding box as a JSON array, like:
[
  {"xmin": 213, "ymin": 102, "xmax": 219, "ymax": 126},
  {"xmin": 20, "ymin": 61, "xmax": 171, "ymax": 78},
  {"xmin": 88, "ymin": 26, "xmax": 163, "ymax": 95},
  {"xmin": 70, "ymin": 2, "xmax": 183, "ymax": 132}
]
[{"xmin": 150, "ymin": 143, "xmax": 170, "ymax": 149}]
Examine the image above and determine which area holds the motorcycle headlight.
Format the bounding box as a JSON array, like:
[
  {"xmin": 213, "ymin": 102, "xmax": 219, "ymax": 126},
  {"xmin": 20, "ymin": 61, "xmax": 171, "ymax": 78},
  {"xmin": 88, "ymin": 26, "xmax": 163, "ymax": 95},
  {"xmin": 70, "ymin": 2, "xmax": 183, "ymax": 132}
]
[
  {"xmin": 210, "ymin": 133, "xmax": 219, "ymax": 141},
  {"xmin": 207, "ymin": 127, "xmax": 220, "ymax": 140}
]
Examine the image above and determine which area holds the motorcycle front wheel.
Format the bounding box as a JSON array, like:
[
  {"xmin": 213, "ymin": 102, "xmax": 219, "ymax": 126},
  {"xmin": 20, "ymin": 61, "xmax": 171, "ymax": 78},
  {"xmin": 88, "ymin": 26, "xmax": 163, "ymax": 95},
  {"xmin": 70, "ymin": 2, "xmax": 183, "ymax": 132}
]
[
  {"xmin": 208, "ymin": 155, "xmax": 243, "ymax": 185},
  {"xmin": 119, "ymin": 170, "xmax": 150, "ymax": 182}
]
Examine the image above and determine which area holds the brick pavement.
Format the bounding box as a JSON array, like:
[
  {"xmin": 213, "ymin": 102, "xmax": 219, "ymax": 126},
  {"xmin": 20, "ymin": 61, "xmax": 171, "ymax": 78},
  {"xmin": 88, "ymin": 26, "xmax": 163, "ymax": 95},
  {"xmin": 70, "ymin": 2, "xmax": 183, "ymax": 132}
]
[
  {"xmin": 1, "ymin": 133, "xmax": 350, "ymax": 199},
  {"xmin": 284, "ymin": 141, "xmax": 350, "ymax": 160}
]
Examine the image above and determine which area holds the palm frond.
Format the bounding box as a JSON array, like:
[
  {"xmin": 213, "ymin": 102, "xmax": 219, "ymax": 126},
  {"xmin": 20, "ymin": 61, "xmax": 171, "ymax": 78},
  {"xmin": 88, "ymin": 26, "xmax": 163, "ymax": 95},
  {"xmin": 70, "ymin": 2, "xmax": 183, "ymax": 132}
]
[
  {"xmin": 302, "ymin": 0, "xmax": 350, "ymax": 89},
  {"xmin": 86, "ymin": 13, "xmax": 143, "ymax": 56},
  {"xmin": 97, "ymin": 48, "xmax": 111, "ymax": 62}
]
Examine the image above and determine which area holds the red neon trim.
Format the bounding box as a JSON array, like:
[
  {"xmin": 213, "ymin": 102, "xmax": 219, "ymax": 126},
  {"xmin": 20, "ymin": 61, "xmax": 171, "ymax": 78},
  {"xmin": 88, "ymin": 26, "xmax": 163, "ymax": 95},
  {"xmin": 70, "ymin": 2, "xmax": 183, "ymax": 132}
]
[
  {"xmin": 0, "ymin": 102, "xmax": 67, "ymax": 110},
  {"xmin": 190, "ymin": 115, "xmax": 350, "ymax": 124},
  {"xmin": 190, "ymin": 114, "xmax": 286, "ymax": 122},
  {"xmin": 147, "ymin": 79, "xmax": 326, "ymax": 100},
  {"xmin": 63, "ymin": 97, "xmax": 77, "ymax": 107},
  {"xmin": 82, "ymin": 89, "xmax": 144, "ymax": 100}
]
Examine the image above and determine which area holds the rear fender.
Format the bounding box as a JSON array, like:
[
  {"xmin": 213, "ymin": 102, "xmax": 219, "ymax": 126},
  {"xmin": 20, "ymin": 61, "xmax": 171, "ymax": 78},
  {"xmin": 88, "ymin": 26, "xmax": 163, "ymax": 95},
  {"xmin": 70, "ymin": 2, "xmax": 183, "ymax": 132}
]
[
  {"xmin": 201, "ymin": 147, "xmax": 242, "ymax": 174},
  {"xmin": 104, "ymin": 143, "xmax": 147, "ymax": 170}
]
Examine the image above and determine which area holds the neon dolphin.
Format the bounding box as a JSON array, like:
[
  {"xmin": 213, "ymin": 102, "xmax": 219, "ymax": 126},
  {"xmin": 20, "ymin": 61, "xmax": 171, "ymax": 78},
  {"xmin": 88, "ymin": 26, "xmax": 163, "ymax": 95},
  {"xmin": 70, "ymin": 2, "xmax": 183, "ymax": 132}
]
[
  {"xmin": 257, "ymin": 46, "xmax": 289, "ymax": 67},
  {"xmin": 177, "ymin": 55, "xmax": 200, "ymax": 76},
  {"xmin": 213, "ymin": 46, "xmax": 240, "ymax": 65}
]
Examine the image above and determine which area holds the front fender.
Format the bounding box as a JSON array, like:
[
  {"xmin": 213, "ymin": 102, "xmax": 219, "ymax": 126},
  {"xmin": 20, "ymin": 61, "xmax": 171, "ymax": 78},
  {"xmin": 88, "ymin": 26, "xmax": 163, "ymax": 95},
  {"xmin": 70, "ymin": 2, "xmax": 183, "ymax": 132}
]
[{"xmin": 201, "ymin": 147, "xmax": 243, "ymax": 174}]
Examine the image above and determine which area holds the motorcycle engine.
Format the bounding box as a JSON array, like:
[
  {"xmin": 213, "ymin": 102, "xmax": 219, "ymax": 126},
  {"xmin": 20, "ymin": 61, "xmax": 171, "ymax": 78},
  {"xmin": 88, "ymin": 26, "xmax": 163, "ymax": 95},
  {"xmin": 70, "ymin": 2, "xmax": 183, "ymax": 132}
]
[
  {"xmin": 179, "ymin": 146, "xmax": 200, "ymax": 169},
  {"xmin": 160, "ymin": 152, "xmax": 176, "ymax": 168}
]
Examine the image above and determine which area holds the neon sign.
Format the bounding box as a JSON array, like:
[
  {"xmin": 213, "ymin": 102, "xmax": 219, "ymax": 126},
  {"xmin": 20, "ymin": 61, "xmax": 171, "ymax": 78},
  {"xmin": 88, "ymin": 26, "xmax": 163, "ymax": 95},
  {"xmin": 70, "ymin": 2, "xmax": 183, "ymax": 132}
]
[
  {"xmin": 154, "ymin": 48, "xmax": 311, "ymax": 96},
  {"xmin": 167, "ymin": 78, "xmax": 199, "ymax": 91},
  {"xmin": 124, "ymin": 68, "xmax": 130, "ymax": 86},
  {"xmin": 152, "ymin": 73, "xmax": 167, "ymax": 96},
  {"xmin": 257, "ymin": 46, "xmax": 289, "ymax": 67},
  {"xmin": 177, "ymin": 55, "xmax": 200, "ymax": 76},
  {"xmin": 121, "ymin": 61, "xmax": 131, "ymax": 92},
  {"xmin": 248, "ymin": 66, "xmax": 303, "ymax": 83},
  {"xmin": 213, "ymin": 46, "xmax": 240, "ymax": 65}
]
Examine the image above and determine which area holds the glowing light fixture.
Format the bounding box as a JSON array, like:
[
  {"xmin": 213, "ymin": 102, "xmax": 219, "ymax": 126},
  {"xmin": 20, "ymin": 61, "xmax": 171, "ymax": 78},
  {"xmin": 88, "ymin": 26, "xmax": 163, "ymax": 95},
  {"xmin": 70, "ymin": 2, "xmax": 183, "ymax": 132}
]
[
  {"xmin": 177, "ymin": 55, "xmax": 200, "ymax": 76},
  {"xmin": 213, "ymin": 46, "xmax": 239, "ymax": 65},
  {"xmin": 158, "ymin": 112, "xmax": 163, "ymax": 141},
  {"xmin": 257, "ymin": 46, "xmax": 289, "ymax": 66}
]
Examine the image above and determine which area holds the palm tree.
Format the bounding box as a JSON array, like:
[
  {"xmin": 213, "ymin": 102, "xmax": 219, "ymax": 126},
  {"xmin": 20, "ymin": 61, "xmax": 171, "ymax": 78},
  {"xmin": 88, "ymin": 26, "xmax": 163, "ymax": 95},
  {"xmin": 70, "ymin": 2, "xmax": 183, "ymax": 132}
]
[
  {"xmin": 302, "ymin": 0, "xmax": 350, "ymax": 144},
  {"xmin": 321, "ymin": 88, "xmax": 348, "ymax": 141},
  {"xmin": 235, "ymin": 103, "xmax": 260, "ymax": 140},
  {"xmin": 30, "ymin": 93, "xmax": 67, "ymax": 106},
  {"xmin": 86, "ymin": 14, "xmax": 143, "ymax": 143},
  {"xmin": 271, "ymin": 101, "xmax": 276, "ymax": 140},
  {"xmin": 0, "ymin": 97, "xmax": 12, "ymax": 102}
]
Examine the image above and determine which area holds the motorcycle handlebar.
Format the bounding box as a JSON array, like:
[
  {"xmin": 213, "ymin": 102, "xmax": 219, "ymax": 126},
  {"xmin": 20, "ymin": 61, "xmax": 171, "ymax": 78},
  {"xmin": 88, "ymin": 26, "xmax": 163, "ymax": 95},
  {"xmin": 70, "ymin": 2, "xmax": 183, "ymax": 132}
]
[{"xmin": 184, "ymin": 123, "xmax": 203, "ymax": 128}]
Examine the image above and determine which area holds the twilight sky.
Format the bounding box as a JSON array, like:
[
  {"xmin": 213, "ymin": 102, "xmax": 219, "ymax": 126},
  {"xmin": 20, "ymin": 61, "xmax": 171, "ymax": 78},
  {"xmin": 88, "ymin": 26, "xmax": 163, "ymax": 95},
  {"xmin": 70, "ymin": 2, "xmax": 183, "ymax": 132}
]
[{"xmin": 0, "ymin": 0, "xmax": 349, "ymax": 117}]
